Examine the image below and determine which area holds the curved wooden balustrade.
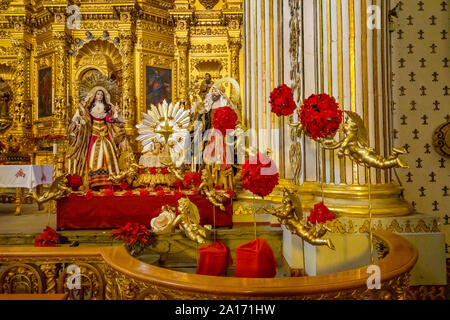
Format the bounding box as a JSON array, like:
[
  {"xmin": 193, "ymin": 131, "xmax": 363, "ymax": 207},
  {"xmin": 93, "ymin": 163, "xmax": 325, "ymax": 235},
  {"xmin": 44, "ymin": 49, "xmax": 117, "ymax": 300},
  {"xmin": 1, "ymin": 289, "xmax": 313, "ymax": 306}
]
[{"xmin": 0, "ymin": 230, "xmax": 418, "ymax": 300}]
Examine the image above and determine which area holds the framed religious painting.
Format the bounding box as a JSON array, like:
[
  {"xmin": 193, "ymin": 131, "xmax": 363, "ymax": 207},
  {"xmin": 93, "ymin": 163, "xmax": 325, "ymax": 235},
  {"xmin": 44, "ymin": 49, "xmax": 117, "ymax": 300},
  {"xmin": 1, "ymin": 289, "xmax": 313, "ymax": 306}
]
[
  {"xmin": 146, "ymin": 66, "xmax": 172, "ymax": 109},
  {"xmin": 37, "ymin": 67, "xmax": 52, "ymax": 118}
]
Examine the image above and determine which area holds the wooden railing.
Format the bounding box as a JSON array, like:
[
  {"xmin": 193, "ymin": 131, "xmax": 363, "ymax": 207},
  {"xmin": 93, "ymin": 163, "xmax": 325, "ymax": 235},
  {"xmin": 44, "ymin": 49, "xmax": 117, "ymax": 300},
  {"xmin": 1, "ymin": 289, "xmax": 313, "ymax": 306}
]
[{"xmin": 0, "ymin": 230, "xmax": 418, "ymax": 299}]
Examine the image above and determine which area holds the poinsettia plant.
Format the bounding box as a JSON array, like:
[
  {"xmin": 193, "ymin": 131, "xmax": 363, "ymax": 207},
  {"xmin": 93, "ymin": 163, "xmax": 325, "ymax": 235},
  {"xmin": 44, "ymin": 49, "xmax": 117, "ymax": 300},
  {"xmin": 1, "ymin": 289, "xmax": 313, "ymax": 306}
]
[
  {"xmin": 111, "ymin": 222, "xmax": 153, "ymax": 256},
  {"xmin": 34, "ymin": 226, "xmax": 59, "ymax": 247},
  {"xmin": 307, "ymin": 202, "xmax": 336, "ymax": 225}
]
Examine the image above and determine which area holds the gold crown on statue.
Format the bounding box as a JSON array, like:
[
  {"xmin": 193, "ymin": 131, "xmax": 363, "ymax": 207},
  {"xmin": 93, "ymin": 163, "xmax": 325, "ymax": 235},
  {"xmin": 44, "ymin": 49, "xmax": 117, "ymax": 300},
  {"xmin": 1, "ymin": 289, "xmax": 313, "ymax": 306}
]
[{"xmin": 78, "ymin": 72, "xmax": 120, "ymax": 106}]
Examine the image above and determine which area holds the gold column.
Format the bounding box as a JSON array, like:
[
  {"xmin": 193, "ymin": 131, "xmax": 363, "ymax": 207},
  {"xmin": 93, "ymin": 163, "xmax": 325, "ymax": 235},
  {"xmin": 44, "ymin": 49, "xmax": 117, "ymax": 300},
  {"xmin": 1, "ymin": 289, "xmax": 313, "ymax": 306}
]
[
  {"xmin": 53, "ymin": 32, "xmax": 67, "ymax": 135},
  {"xmin": 176, "ymin": 38, "xmax": 189, "ymax": 104},
  {"xmin": 11, "ymin": 39, "xmax": 30, "ymax": 134},
  {"xmin": 120, "ymin": 32, "xmax": 136, "ymax": 135},
  {"xmin": 290, "ymin": 0, "xmax": 412, "ymax": 217}
]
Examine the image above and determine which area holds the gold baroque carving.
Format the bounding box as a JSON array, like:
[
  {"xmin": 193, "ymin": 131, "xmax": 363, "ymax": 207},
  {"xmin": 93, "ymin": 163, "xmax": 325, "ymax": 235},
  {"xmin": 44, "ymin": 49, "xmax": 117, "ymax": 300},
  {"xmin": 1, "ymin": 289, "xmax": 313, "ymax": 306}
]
[
  {"xmin": 191, "ymin": 27, "xmax": 228, "ymax": 36},
  {"xmin": 57, "ymin": 262, "xmax": 105, "ymax": 300},
  {"xmin": 199, "ymin": 0, "xmax": 220, "ymax": 10},
  {"xmin": 190, "ymin": 44, "xmax": 228, "ymax": 54},
  {"xmin": 0, "ymin": 263, "xmax": 44, "ymax": 294},
  {"xmin": 432, "ymin": 122, "xmax": 450, "ymax": 158}
]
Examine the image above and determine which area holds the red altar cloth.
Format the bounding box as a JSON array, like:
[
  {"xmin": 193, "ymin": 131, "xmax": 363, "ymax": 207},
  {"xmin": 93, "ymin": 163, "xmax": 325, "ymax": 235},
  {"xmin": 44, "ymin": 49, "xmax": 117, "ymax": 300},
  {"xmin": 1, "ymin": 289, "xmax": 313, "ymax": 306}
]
[
  {"xmin": 56, "ymin": 194, "xmax": 232, "ymax": 230},
  {"xmin": 234, "ymin": 237, "xmax": 276, "ymax": 278}
]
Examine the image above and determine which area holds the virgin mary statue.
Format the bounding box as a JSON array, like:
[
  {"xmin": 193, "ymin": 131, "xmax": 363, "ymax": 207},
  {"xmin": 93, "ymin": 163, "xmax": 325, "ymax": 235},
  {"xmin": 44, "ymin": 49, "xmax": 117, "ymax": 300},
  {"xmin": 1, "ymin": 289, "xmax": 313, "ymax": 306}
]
[{"xmin": 67, "ymin": 87, "xmax": 132, "ymax": 188}]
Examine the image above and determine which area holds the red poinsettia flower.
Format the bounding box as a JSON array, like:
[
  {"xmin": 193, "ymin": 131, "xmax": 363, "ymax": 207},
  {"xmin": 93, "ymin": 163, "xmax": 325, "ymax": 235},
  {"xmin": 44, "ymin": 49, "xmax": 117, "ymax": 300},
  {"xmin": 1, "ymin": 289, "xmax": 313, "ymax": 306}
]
[
  {"xmin": 111, "ymin": 223, "xmax": 152, "ymax": 247},
  {"xmin": 307, "ymin": 202, "xmax": 336, "ymax": 225},
  {"xmin": 241, "ymin": 153, "xmax": 279, "ymax": 198},
  {"xmin": 34, "ymin": 226, "xmax": 59, "ymax": 247},
  {"xmin": 212, "ymin": 106, "xmax": 238, "ymax": 135},
  {"xmin": 269, "ymin": 84, "xmax": 297, "ymax": 116},
  {"xmin": 298, "ymin": 93, "xmax": 343, "ymax": 140},
  {"xmin": 66, "ymin": 174, "xmax": 83, "ymax": 189},
  {"xmin": 84, "ymin": 190, "xmax": 94, "ymax": 200},
  {"xmin": 183, "ymin": 172, "xmax": 202, "ymax": 187},
  {"xmin": 139, "ymin": 189, "xmax": 149, "ymax": 197},
  {"xmin": 149, "ymin": 167, "xmax": 157, "ymax": 175}
]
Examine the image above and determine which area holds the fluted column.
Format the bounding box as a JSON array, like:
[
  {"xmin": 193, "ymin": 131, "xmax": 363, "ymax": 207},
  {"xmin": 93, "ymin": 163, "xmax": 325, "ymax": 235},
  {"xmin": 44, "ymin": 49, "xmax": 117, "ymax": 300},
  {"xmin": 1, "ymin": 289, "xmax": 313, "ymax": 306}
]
[
  {"xmin": 242, "ymin": 0, "xmax": 291, "ymax": 178},
  {"xmin": 291, "ymin": 0, "xmax": 411, "ymax": 217},
  {"xmin": 176, "ymin": 38, "xmax": 190, "ymax": 104}
]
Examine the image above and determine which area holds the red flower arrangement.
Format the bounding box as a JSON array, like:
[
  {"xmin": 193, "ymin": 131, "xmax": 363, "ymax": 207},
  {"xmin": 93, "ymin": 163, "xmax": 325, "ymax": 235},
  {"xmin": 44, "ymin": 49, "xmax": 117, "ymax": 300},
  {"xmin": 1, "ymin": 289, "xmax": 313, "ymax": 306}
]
[
  {"xmin": 102, "ymin": 188, "xmax": 114, "ymax": 197},
  {"xmin": 174, "ymin": 190, "xmax": 183, "ymax": 200},
  {"xmin": 307, "ymin": 202, "xmax": 336, "ymax": 225},
  {"xmin": 160, "ymin": 167, "xmax": 169, "ymax": 174},
  {"xmin": 123, "ymin": 190, "xmax": 134, "ymax": 197},
  {"xmin": 34, "ymin": 226, "xmax": 59, "ymax": 247},
  {"xmin": 212, "ymin": 106, "xmax": 238, "ymax": 135},
  {"xmin": 139, "ymin": 189, "xmax": 149, "ymax": 197},
  {"xmin": 84, "ymin": 190, "xmax": 94, "ymax": 200},
  {"xmin": 66, "ymin": 174, "xmax": 83, "ymax": 190},
  {"xmin": 173, "ymin": 179, "xmax": 183, "ymax": 190},
  {"xmin": 149, "ymin": 167, "xmax": 157, "ymax": 175},
  {"xmin": 120, "ymin": 181, "xmax": 129, "ymax": 190},
  {"xmin": 241, "ymin": 153, "xmax": 279, "ymax": 198},
  {"xmin": 111, "ymin": 222, "xmax": 152, "ymax": 256},
  {"xmin": 269, "ymin": 84, "xmax": 297, "ymax": 116},
  {"xmin": 298, "ymin": 93, "xmax": 343, "ymax": 140},
  {"xmin": 183, "ymin": 172, "xmax": 202, "ymax": 187},
  {"xmin": 155, "ymin": 186, "xmax": 165, "ymax": 197}
]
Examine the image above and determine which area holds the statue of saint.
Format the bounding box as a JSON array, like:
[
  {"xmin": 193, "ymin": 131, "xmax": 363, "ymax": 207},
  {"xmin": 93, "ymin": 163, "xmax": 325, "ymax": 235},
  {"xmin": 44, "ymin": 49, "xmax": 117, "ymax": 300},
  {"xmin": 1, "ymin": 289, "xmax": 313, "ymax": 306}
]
[
  {"xmin": 67, "ymin": 87, "xmax": 132, "ymax": 188},
  {"xmin": 199, "ymin": 73, "xmax": 214, "ymax": 101},
  {"xmin": 0, "ymin": 79, "xmax": 11, "ymax": 118}
]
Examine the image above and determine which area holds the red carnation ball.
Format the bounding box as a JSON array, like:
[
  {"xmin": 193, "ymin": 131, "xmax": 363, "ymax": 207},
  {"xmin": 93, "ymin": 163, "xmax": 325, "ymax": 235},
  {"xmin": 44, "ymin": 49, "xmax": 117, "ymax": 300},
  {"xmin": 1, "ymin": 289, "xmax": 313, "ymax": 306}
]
[
  {"xmin": 269, "ymin": 84, "xmax": 297, "ymax": 116},
  {"xmin": 241, "ymin": 153, "xmax": 279, "ymax": 198},
  {"xmin": 212, "ymin": 106, "xmax": 238, "ymax": 135},
  {"xmin": 102, "ymin": 188, "xmax": 114, "ymax": 197},
  {"xmin": 139, "ymin": 189, "xmax": 149, "ymax": 197},
  {"xmin": 66, "ymin": 174, "xmax": 83, "ymax": 190},
  {"xmin": 298, "ymin": 93, "xmax": 342, "ymax": 140},
  {"xmin": 307, "ymin": 202, "xmax": 336, "ymax": 225},
  {"xmin": 184, "ymin": 172, "xmax": 202, "ymax": 187}
]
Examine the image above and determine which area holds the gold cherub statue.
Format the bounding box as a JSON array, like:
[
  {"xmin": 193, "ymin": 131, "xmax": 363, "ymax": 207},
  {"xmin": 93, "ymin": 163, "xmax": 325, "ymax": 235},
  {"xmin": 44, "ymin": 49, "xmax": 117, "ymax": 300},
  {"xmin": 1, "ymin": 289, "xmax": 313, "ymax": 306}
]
[
  {"xmin": 174, "ymin": 198, "xmax": 212, "ymax": 245},
  {"xmin": 27, "ymin": 174, "xmax": 79, "ymax": 205},
  {"xmin": 198, "ymin": 166, "xmax": 231, "ymax": 211},
  {"xmin": 264, "ymin": 188, "xmax": 335, "ymax": 250},
  {"xmin": 319, "ymin": 111, "xmax": 408, "ymax": 169}
]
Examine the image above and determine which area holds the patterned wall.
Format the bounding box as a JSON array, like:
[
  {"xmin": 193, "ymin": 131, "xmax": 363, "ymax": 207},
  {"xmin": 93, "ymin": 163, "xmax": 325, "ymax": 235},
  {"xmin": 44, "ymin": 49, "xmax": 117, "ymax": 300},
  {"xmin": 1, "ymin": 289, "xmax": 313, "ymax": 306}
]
[{"xmin": 390, "ymin": 0, "xmax": 449, "ymax": 258}]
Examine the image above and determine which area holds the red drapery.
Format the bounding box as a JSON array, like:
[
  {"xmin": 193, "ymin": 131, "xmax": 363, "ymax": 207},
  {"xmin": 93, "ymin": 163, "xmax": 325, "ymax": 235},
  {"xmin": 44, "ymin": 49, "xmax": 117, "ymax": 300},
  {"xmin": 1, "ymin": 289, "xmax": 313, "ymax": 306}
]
[
  {"xmin": 234, "ymin": 237, "xmax": 277, "ymax": 278},
  {"xmin": 56, "ymin": 194, "xmax": 232, "ymax": 230},
  {"xmin": 196, "ymin": 241, "xmax": 233, "ymax": 276}
]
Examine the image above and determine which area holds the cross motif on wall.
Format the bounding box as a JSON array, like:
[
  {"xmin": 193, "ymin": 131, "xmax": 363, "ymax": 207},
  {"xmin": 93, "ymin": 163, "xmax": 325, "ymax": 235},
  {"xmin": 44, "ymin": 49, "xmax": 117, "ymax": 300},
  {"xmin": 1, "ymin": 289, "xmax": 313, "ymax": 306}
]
[
  {"xmin": 397, "ymin": 29, "xmax": 404, "ymax": 39},
  {"xmin": 433, "ymin": 100, "xmax": 440, "ymax": 110},
  {"xmin": 424, "ymin": 143, "xmax": 431, "ymax": 153},
  {"xmin": 407, "ymin": 15, "xmax": 414, "ymax": 25},
  {"xmin": 442, "ymin": 186, "xmax": 449, "ymax": 196},
  {"xmin": 419, "ymin": 58, "xmax": 426, "ymax": 67},
  {"xmin": 412, "ymin": 129, "xmax": 420, "ymax": 139},
  {"xmin": 419, "ymin": 186, "xmax": 426, "ymax": 196},
  {"xmin": 429, "ymin": 171, "xmax": 436, "ymax": 182},
  {"xmin": 420, "ymin": 85, "xmax": 426, "ymax": 95},
  {"xmin": 443, "ymin": 85, "xmax": 449, "ymax": 95},
  {"xmin": 393, "ymin": 128, "xmax": 399, "ymax": 139},
  {"xmin": 430, "ymin": 43, "xmax": 437, "ymax": 53},
  {"xmin": 445, "ymin": 114, "xmax": 450, "ymax": 122},
  {"xmin": 403, "ymin": 143, "xmax": 410, "ymax": 152},
  {"xmin": 409, "ymin": 71, "xmax": 416, "ymax": 81},
  {"xmin": 418, "ymin": 29, "xmax": 425, "ymax": 39},
  {"xmin": 399, "ymin": 58, "xmax": 406, "ymax": 68},
  {"xmin": 443, "ymin": 57, "xmax": 449, "ymax": 67},
  {"xmin": 438, "ymin": 158, "xmax": 446, "ymax": 168},
  {"xmin": 407, "ymin": 43, "xmax": 414, "ymax": 54},
  {"xmin": 417, "ymin": 1, "xmax": 424, "ymax": 11},
  {"xmin": 399, "ymin": 86, "xmax": 407, "ymax": 95},
  {"xmin": 432, "ymin": 200, "xmax": 439, "ymax": 211},
  {"xmin": 441, "ymin": 1, "xmax": 448, "ymax": 11},
  {"xmin": 432, "ymin": 72, "xmax": 439, "ymax": 81},
  {"xmin": 410, "ymin": 100, "xmax": 417, "ymax": 110},
  {"xmin": 429, "ymin": 15, "xmax": 437, "ymax": 25},
  {"xmin": 441, "ymin": 29, "xmax": 447, "ymax": 39},
  {"xmin": 401, "ymin": 114, "xmax": 408, "ymax": 124},
  {"xmin": 444, "ymin": 214, "xmax": 449, "ymax": 225},
  {"xmin": 416, "ymin": 157, "xmax": 423, "ymax": 168},
  {"xmin": 406, "ymin": 172, "xmax": 413, "ymax": 182},
  {"xmin": 421, "ymin": 115, "xmax": 428, "ymax": 125}
]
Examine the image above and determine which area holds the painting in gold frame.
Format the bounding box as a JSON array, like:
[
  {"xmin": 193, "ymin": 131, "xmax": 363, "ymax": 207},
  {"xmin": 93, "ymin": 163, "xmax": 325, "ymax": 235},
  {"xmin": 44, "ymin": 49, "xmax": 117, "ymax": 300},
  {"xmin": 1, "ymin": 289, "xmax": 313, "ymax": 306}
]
[
  {"xmin": 146, "ymin": 66, "xmax": 172, "ymax": 109},
  {"xmin": 38, "ymin": 67, "xmax": 52, "ymax": 118}
]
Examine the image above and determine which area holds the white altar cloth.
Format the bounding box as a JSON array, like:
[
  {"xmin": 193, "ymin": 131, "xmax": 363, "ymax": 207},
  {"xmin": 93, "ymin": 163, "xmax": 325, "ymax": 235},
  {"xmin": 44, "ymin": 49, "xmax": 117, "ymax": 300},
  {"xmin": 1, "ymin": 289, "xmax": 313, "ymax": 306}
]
[{"xmin": 0, "ymin": 165, "xmax": 53, "ymax": 189}]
